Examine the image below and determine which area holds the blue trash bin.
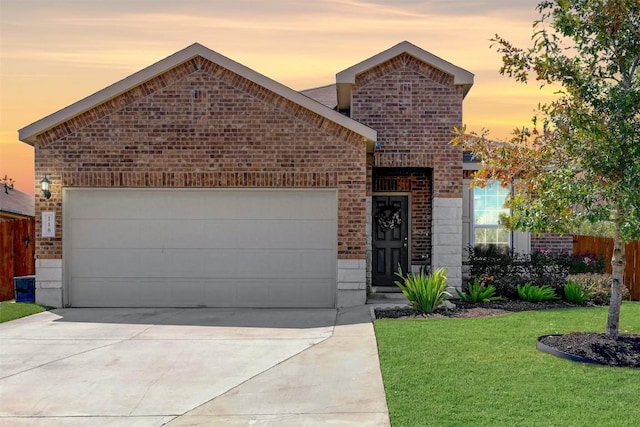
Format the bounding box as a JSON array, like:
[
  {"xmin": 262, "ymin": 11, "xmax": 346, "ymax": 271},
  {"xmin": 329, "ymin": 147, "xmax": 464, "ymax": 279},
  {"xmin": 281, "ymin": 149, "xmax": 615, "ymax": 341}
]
[{"xmin": 14, "ymin": 275, "xmax": 36, "ymax": 303}]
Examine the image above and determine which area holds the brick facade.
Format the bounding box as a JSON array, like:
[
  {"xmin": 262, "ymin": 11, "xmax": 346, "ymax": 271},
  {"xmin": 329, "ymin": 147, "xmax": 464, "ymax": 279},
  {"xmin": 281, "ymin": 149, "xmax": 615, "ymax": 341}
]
[
  {"xmin": 351, "ymin": 53, "xmax": 463, "ymax": 286},
  {"xmin": 351, "ymin": 53, "xmax": 464, "ymax": 199},
  {"xmin": 24, "ymin": 42, "xmax": 576, "ymax": 305},
  {"xmin": 34, "ymin": 56, "xmax": 367, "ymax": 261},
  {"xmin": 531, "ymin": 233, "xmax": 574, "ymax": 253}
]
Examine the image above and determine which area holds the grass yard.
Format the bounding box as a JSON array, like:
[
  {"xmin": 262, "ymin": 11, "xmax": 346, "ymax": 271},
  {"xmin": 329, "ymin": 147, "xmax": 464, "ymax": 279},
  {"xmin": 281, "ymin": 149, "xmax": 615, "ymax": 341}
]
[
  {"xmin": 0, "ymin": 300, "xmax": 50, "ymax": 323},
  {"xmin": 375, "ymin": 302, "xmax": 640, "ymax": 427}
]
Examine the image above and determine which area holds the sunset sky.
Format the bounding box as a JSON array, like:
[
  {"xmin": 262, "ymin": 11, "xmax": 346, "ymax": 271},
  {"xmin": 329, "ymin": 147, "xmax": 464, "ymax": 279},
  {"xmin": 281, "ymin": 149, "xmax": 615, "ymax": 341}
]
[{"xmin": 0, "ymin": 0, "xmax": 556, "ymax": 195}]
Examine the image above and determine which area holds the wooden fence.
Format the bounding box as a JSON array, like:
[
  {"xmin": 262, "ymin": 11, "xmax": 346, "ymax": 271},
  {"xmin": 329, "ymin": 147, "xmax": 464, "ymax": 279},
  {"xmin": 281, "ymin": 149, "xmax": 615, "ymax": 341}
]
[
  {"xmin": 573, "ymin": 235, "xmax": 640, "ymax": 301},
  {"xmin": 0, "ymin": 217, "xmax": 36, "ymax": 301}
]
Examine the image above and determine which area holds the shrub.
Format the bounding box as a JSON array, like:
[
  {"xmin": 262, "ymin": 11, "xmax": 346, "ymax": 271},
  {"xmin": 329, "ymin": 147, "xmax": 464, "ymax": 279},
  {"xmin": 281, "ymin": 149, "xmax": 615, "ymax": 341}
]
[
  {"xmin": 394, "ymin": 267, "xmax": 450, "ymax": 313},
  {"xmin": 568, "ymin": 252, "xmax": 606, "ymax": 274},
  {"xmin": 563, "ymin": 281, "xmax": 592, "ymax": 305},
  {"xmin": 456, "ymin": 278, "xmax": 504, "ymax": 303},
  {"xmin": 466, "ymin": 246, "xmax": 607, "ymax": 298},
  {"xmin": 466, "ymin": 246, "xmax": 568, "ymax": 297},
  {"xmin": 516, "ymin": 282, "xmax": 559, "ymax": 302},
  {"xmin": 566, "ymin": 273, "xmax": 630, "ymax": 305}
]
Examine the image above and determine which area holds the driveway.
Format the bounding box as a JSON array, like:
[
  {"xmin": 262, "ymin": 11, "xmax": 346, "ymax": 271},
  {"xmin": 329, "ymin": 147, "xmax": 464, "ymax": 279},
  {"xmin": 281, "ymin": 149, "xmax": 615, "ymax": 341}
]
[{"xmin": 0, "ymin": 306, "xmax": 389, "ymax": 426}]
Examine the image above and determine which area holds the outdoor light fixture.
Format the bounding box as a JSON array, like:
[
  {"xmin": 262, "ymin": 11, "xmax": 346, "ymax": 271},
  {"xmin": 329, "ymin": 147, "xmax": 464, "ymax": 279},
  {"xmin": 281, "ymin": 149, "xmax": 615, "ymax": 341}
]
[{"xmin": 40, "ymin": 175, "xmax": 51, "ymax": 200}]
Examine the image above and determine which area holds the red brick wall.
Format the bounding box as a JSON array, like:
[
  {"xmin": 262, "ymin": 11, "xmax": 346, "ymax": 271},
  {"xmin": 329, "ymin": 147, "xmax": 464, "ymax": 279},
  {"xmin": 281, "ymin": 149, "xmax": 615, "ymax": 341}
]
[
  {"xmin": 531, "ymin": 233, "xmax": 574, "ymax": 253},
  {"xmin": 409, "ymin": 173, "xmax": 432, "ymax": 264},
  {"xmin": 34, "ymin": 56, "xmax": 367, "ymax": 260},
  {"xmin": 350, "ymin": 53, "xmax": 464, "ymax": 198}
]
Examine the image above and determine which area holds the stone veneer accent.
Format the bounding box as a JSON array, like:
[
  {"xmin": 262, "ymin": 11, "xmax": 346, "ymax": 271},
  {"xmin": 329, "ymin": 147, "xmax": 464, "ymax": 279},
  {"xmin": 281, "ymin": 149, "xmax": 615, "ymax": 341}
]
[
  {"xmin": 35, "ymin": 259, "xmax": 62, "ymax": 307},
  {"xmin": 432, "ymin": 198, "xmax": 463, "ymax": 291},
  {"xmin": 337, "ymin": 259, "xmax": 367, "ymax": 306}
]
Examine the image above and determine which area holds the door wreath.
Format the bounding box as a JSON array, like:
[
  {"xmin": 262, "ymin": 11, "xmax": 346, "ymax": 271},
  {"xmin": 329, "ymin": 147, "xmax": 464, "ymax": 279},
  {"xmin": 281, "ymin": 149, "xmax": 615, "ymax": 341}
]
[{"xmin": 375, "ymin": 205, "xmax": 402, "ymax": 231}]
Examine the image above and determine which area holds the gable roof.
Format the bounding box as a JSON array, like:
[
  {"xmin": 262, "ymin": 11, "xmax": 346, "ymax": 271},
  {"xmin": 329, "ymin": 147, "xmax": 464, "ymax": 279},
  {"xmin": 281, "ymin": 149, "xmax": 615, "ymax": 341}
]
[
  {"xmin": 0, "ymin": 188, "xmax": 35, "ymax": 219},
  {"xmin": 335, "ymin": 41, "xmax": 474, "ymax": 111},
  {"xmin": 19, "ymin": 43, "xmax": 377, "ymax": 150}
]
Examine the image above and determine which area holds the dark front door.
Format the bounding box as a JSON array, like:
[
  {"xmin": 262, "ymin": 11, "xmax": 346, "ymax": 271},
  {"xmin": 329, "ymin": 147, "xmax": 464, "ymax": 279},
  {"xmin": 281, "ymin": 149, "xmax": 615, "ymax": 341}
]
[{"xmin": 372, "ymin": 195, "xmax": 409, "ymax": 287}]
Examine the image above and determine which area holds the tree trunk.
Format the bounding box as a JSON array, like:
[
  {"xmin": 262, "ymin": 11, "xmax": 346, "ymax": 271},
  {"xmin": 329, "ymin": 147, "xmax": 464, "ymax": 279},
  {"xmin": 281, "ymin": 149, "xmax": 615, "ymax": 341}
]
[{"xmin": 606, "ymin": 226, "xmax": 626, "ymax": 339}]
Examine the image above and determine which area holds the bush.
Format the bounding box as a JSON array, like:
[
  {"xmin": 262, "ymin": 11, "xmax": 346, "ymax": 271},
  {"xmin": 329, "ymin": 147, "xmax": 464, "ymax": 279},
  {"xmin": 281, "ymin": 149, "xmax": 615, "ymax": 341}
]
[
  {"xmin": 566, "ymin": 273, "xmax": 630, "ymax": 305},
  {"xmin": 456, "ymin": 278, "xmax": 503, "ymax": 303},
  {"xmin": 466, "ymin": 246, "xmax": 565, "ymax": 297},
  {"xmin": 516, "ymin": 282, "xmax": 559, "ymax": 302},
  {"xmin": 394, "ymin": 267, "xmax": 450, "ymax": 313},
  {"xmin": 563, "ymin": 281, "xmax": 592, "ymax": 305},
  {"xmin": 465, "ymin": 246, "xmax": 607, "ymax": 298},
  {"xmin": 568, "ymin": 252, "xmax": 606, "ymax": 274}
]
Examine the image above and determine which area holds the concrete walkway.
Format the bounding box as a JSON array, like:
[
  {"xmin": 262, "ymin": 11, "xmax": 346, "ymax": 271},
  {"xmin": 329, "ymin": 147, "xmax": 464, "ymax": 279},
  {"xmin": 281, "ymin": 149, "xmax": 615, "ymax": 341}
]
[{"xmin": 0, "ymin": 306, "xmax": 389, "ymax": 426}]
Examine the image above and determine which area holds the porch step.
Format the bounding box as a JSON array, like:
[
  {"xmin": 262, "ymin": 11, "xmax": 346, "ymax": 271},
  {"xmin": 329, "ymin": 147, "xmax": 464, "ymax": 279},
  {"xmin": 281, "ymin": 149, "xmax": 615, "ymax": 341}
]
[
  {"xmin": 366, "ymin": 291, "xmax": 409, "ymax": 305},
  {"xmin": 369, "ymin": 286, "xmax": 403, "ymax": 293}
]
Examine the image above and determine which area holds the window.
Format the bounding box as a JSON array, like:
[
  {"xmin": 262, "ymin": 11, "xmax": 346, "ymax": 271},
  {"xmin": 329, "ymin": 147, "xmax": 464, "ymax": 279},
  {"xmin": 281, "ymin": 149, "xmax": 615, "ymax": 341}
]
[{"xmin": 473, "ymin": 181, "xmax": 510, "ymax": 246}]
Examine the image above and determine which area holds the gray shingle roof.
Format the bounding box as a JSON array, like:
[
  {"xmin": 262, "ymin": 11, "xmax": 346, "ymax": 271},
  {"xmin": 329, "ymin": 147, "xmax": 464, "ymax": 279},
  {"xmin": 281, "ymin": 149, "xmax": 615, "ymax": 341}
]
[
  {"xmin": 299, "ymin": 84, "xmax": 337, "ymax": 109},
  {"xmin": 0, "ymin": 188, "xmax": 35, "ymax": 219}
]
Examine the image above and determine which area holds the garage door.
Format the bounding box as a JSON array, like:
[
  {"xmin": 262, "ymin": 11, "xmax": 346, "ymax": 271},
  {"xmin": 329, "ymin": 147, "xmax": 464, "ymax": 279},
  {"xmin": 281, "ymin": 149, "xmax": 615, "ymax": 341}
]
[{"xmin": 65, "ymin": 189, "xmax": 337, "ymax": 307}]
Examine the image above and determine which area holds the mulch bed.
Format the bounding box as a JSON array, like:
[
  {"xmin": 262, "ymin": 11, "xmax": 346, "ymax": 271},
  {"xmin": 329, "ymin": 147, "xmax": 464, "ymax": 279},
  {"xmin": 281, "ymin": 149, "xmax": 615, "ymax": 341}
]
[
  {"xmin": 375, "ymin": 300, "xmax": 640, "ymax": 368},
  {"xmin": 538, "ymin": 333, "xmax": 640, "ymax": 367},
  {"xmin": 373, "ymin": 299, "xmax": 577, "ymax": 319}
]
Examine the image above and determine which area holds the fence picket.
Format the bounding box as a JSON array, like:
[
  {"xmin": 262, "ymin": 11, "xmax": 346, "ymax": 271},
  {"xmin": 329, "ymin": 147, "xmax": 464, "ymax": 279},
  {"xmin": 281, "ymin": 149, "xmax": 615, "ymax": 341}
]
[
  {"xmin": 0, "ymin": 217, "xmax": 36, "ymax": 301},
  {"xmin": 573, "ymin": 235, "xmax": 640, "ymax": 301}
]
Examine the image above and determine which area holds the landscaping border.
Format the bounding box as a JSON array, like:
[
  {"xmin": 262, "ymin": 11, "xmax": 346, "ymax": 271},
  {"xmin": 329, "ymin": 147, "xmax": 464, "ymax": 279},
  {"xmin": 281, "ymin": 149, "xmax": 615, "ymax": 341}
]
[{"xmin": 537, "ymin": 334, "xmax": 606, "ymax": 366}]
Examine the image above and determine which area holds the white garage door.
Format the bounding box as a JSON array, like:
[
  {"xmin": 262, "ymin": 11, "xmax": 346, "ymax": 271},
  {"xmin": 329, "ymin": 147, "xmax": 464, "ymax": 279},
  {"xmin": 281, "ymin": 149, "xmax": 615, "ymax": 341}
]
[{"xmin": 65, "ymin": 189, "xmax": 337, "ymax": 307}]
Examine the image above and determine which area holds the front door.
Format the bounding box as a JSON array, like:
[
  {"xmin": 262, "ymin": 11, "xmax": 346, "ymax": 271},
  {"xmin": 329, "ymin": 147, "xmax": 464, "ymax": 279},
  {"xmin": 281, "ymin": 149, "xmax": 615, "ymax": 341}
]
[{"xmin": 372, "ymin": 195, "xmax": 409, "ymax": 287}]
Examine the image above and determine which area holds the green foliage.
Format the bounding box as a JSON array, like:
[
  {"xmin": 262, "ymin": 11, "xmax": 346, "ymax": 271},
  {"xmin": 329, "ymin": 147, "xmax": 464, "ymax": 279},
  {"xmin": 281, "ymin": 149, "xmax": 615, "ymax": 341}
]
[
  {"xmin": 568, "ymin": 251, "xmax": 606, "ymax": 274},
  {"xmin": 516, "ymin": 282, "xmax": 559, "ymax": 302},
  {"xmin": 466, "ymin": 246, "xmax": 603, "ymax": 298},
  {"xmin": 572, "ymin": 221, "xmax": 616, "ymax": 238},
  {"xmin": 563, "ymin": 281, "xmax": 592, "ymax": 305},
  {"xmin": 394, "ymin": 267, "xmax": 450, "ymax": 314},
  {"xmin": 456, "ymin": 278, "xmax": 504, "ymax": 303},
  {"xmin": 567, "ymin": 273, "xmax": 630, "ymax": 305}
]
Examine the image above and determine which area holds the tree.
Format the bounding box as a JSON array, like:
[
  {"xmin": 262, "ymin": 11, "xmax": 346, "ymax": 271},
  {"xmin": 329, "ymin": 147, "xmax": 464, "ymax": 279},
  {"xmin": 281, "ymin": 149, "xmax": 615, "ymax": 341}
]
[
  {"xmin": 452, "ymin": 0, "xmax": 640, "ymax": 339},
  {"xmin": 1, "ymin": 175, "xmax": 15, "ymax": 195}
]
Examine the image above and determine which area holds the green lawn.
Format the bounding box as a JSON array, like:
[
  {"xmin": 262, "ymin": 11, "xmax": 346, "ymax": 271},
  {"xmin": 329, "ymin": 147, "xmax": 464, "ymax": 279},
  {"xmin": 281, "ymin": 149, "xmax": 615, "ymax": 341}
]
[
  {"xmin": 375, "ymin": 302, "xmax": 640, "ymax": 427},
  {"xmin": 0, "ymin": 300, "xmax": 50, "ymax": 323}
]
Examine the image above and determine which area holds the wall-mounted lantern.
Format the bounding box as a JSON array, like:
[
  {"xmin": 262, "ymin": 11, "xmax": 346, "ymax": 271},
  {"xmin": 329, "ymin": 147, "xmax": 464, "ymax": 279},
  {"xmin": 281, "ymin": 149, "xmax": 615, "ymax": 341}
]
[{"xmin": 40, "ymin": 175, "xmax": 51, "ymax": 200}]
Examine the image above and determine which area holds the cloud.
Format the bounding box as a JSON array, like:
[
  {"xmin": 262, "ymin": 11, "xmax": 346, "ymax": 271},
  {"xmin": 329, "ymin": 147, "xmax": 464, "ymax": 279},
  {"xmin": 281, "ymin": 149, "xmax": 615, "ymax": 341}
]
[{"xmin": 0, "ymin": 0, "xmax": 549, "ymax": 168}]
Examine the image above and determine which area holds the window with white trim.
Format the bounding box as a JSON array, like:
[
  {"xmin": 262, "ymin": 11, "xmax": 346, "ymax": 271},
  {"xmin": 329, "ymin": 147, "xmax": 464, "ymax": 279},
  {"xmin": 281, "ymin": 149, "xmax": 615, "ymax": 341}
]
[{"xmin": 472, "ymin": 181, "xmax": 510, "ymax": 246}]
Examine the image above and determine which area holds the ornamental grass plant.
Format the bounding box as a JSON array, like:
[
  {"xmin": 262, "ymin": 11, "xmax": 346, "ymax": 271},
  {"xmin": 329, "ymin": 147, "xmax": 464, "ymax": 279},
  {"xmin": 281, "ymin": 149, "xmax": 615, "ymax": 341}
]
[
  {"xmin": 563, "ymin": 281, "xmax": 592, "ymax": 305},
  {"xmin": 517, "ymin": 282, "xmax": 559, "ymax": 302},
  {"xmin": 456, "ymin": 278, "xmax": 504, "ymax": 303},
  {"xmin": 394, "ymin": 267, "xmax": 450, "ymax": 314}
]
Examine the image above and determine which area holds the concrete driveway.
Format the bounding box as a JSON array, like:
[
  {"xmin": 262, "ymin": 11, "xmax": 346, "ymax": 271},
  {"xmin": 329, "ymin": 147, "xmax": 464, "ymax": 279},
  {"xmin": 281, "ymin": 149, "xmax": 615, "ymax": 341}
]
[{"xmin": 0, "ymin": 306, "xmax": 389, "ymax": 426}]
